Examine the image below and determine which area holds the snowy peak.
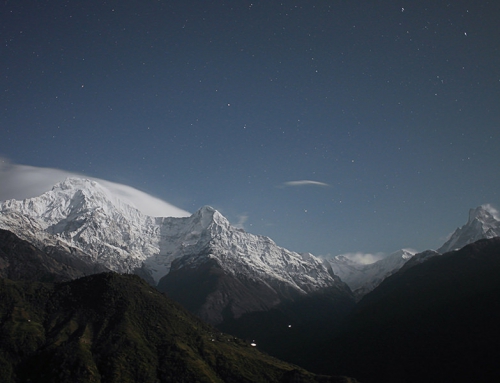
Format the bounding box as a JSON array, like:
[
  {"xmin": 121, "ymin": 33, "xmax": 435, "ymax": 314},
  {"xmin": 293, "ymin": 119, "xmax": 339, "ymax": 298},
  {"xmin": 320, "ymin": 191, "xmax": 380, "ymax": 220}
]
[
  {"xmin": 169, "ymin": 212, "xmax": 335, "ymax": 295},
  {"xmin": 1, "ymin": 177, "xmax": 147, "ymax": 226},
  {"xmin": 327, "ymin": 248, "xmax": 417, "ymax": 298},
  {"xmin": 191, "ymin": 205, "xmax": 231, "ymax": 232},
  {"xmin": 467, "ymin": 205, "xmax": 499, "ymax": 227},
  {"xmin": 438, "ymin": 204, "xmax": 500, "ymax": 253}
]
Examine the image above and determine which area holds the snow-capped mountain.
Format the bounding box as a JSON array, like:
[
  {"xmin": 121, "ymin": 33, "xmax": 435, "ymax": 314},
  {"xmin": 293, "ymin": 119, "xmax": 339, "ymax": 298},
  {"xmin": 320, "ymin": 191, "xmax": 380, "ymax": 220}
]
[
  {"xmin": 156, "ymin": 206, "xmax": 349, "ymax": 323},
  {"xmin": 327, "ymin": 249, "xmax": 416, "ymax": 298},
  {"xmin": 438, "ymin": 204, "xmax": 500, "ymax": 254},
  {"xmin": 160, "ymin": 205, "xmax": 336, "ymax": 294},
  {"xmin": 1, "ymin": 178, "xmax": 170, "ymax": 283},
  {"xmin": 0, "ymin": 178, "xmax": 341, "ymax": 308}
]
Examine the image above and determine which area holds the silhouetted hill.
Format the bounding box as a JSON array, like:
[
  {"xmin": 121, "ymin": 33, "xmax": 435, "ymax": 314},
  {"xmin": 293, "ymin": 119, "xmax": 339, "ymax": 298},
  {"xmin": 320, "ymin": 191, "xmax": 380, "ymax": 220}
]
[
  {"xmin": 0, "ymin": 272, "xmax": 357, "ymax": 383},
  {"xmin": 316, "ymin": 237, "xmax": 500, "ymax": 383},
  {"xmin": 218, "ymin": 284, "xmax": 355, "ymax": 370}
]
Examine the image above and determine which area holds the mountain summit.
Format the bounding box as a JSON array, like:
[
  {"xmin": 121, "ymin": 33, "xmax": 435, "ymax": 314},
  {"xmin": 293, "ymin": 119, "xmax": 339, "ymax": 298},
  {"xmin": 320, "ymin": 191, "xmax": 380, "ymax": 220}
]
[{"xmin": 438, "ymin": 204, "xmax": 500, "ymax": 253}]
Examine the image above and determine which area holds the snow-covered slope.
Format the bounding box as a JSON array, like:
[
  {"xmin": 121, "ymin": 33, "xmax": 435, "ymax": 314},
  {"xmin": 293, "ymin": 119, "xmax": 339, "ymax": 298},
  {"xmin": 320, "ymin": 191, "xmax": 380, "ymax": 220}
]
[
  {"xmin": 0, "ymin": 178, "xmax": 169, "ymax": 282},
  {"xmin": 0, "ymin": 178, "xmax": 337, "ymax": 295},
  {"xmin": 156, "ymin": 206, "xmax": 347, "ymax": 324},
  {"xmin": 327, "ymin": 249, "xmax": 416, "ymax": 298},
  {"xmin": 166, "ymin": 206, "xmax": 336, "ymax": 294},
  {"xmin": 438, "ymin": 205, "xmax": 500, "ymax": 254}
]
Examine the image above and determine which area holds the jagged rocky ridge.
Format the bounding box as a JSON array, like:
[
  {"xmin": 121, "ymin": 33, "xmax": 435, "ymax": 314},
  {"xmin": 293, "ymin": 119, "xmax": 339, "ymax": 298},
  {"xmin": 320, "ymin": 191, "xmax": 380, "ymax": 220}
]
[{"xmin": 0, "ymin": 178, "xmax": 348, "ymax": 324}]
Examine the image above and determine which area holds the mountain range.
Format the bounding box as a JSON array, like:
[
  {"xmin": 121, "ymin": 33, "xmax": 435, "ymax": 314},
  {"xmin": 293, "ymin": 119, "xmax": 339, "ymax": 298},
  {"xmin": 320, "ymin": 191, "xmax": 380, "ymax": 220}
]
[
  {"xmin": 1, "ymin": 177, "xmax": 500, "ymax": 382},
  {"xmin": 0, "ymin": 178, "xmax": 351, "ymax": 325},
  {"xmin": 327, "ymin": 204, "xmax": 500, "ymax": 298}
]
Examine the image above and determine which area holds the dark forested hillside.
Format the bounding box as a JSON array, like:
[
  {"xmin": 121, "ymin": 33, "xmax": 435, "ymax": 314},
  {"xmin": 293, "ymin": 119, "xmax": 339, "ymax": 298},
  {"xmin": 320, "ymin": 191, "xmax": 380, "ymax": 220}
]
[{"xmin": 0, "ymin": 272, "xmax": 357, "ymax": 383}]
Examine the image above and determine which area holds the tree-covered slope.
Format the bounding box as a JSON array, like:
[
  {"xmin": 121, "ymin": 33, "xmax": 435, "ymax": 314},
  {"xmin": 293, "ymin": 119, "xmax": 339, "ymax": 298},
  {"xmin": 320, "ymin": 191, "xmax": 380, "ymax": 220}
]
[{"xmin": 0, "ymin": 272, "xmax": 356, "ymax": 383}]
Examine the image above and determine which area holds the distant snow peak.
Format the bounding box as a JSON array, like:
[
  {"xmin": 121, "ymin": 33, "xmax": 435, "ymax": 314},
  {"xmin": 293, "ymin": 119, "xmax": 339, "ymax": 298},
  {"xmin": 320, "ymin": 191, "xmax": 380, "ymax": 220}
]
[
  {"xmin": 468, "ymin": 204, "xmax": 499, "ymax": 224},
  {"xmin": 334, "ymin": 251, "xmax": 386, "ymax": 265},
  {"xmin": 438, "ymin": 204, "xmax": 500, "ymax": 254},
  {"xmin": 327, "ymin": 248, "xmax": 417, "ymax": 298}
]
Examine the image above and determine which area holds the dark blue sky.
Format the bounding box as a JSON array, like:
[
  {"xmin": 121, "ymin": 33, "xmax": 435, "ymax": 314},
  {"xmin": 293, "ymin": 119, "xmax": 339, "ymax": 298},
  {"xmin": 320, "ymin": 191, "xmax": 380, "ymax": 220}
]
[{"xmin": 2, "ymin": 1, "xmax": 499, "ymax": 257}]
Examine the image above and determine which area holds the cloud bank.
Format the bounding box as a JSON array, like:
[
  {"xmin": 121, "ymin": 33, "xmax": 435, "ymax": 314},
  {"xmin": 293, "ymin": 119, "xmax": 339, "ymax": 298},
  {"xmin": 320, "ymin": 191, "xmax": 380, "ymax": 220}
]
[
  {"xmin": 337, "ymin": 252, "xmax": 387, "ymax": 265},
  {"xmin": 0, "ymin": 159, "xmax": 190, "ymax": 218},
  {"xmin": 282, "ymin": 180, "xmax": 330, "ymax": 187}
]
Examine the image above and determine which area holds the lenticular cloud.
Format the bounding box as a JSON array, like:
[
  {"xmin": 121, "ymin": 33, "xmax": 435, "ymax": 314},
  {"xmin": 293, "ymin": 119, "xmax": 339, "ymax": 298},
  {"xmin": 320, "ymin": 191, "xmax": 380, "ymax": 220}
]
[
  {"xmin": 0, "ymin": 159, "xmax": 190, "ymax": 218},
  {"xmin": 283, "ymin": 180, "xmax": 330, "ymax": 187}
]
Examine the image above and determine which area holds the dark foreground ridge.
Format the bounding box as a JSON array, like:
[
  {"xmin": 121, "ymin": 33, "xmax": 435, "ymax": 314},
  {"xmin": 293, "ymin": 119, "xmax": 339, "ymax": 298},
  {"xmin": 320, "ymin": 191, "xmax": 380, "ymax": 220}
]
[
  {"xmin": 0, "ymin": 272, "xmax": 357, "ymax": 383},
  {"xmin": 317, "ymin": 237, "xmax": 500, "ymax": 383}
]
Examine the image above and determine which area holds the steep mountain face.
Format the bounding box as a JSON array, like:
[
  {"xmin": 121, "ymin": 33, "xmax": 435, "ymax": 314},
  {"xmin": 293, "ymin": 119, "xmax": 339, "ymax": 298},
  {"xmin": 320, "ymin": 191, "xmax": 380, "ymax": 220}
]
[
  {"xmin": 438, "ymin": 204, "xmax": 500, "ymax": 253},
  {"xmin": 0, "ymin": 272, "xmax": 357, "ymax": 383},
  {"xmin": 157, "ymin": 208, "xmax": 350, "ymax": 324},
  {"xmin": 327, "ymin": 249, "xmax": 416, "ymax": 299},
  {"xmin": 0, "ymin": 178, "xmax": 347, "ymax": 325},
  {"xmin": 318, "ymin": 237, "xmax": 500, "ymax": 383}
]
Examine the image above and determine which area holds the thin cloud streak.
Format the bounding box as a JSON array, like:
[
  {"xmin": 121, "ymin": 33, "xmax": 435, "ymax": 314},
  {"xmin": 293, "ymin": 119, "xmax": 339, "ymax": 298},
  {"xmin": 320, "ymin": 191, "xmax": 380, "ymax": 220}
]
[
  {"xmin": 0, "ymin": 159, "xmax": 190, "ymax": 218},
  {"xmin": 283, "ymin": 180, "xmax": 330, "ymax": 187}
]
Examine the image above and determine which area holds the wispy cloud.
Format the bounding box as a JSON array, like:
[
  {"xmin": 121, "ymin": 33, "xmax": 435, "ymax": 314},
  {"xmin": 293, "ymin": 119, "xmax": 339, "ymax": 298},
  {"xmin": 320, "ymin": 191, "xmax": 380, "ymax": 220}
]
[
  {"xmin": 233, "ymin": 213, "xmax": 248, "ymax": 230},
  {"xmin": 0, "ymin": 158, "xmax": 190, "ymax": 218},
  {"xmin": 482, "ymin": 203, "xmax": 499, "ymax": 220},
  {"xmin": 336, "ymin": 252, "xmax": 387, "ymax": 265},
  {"xmin": 282, "ymin": 180, "xmax": 330, "ymax": 187}
]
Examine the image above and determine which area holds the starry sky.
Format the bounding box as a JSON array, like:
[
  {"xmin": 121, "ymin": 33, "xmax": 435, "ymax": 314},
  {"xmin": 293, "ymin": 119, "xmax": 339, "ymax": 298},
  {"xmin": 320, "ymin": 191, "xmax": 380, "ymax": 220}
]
[{"xmin": 1, "ymin": 1, "xmax": 499, "ymax": 258}]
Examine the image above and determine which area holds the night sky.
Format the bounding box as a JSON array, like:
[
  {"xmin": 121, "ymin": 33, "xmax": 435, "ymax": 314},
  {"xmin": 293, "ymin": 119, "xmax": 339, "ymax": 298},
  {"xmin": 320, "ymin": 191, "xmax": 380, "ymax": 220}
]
[{"xmin": 1, "ymin": 1, "xmax": 499, "ymax": 259}]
